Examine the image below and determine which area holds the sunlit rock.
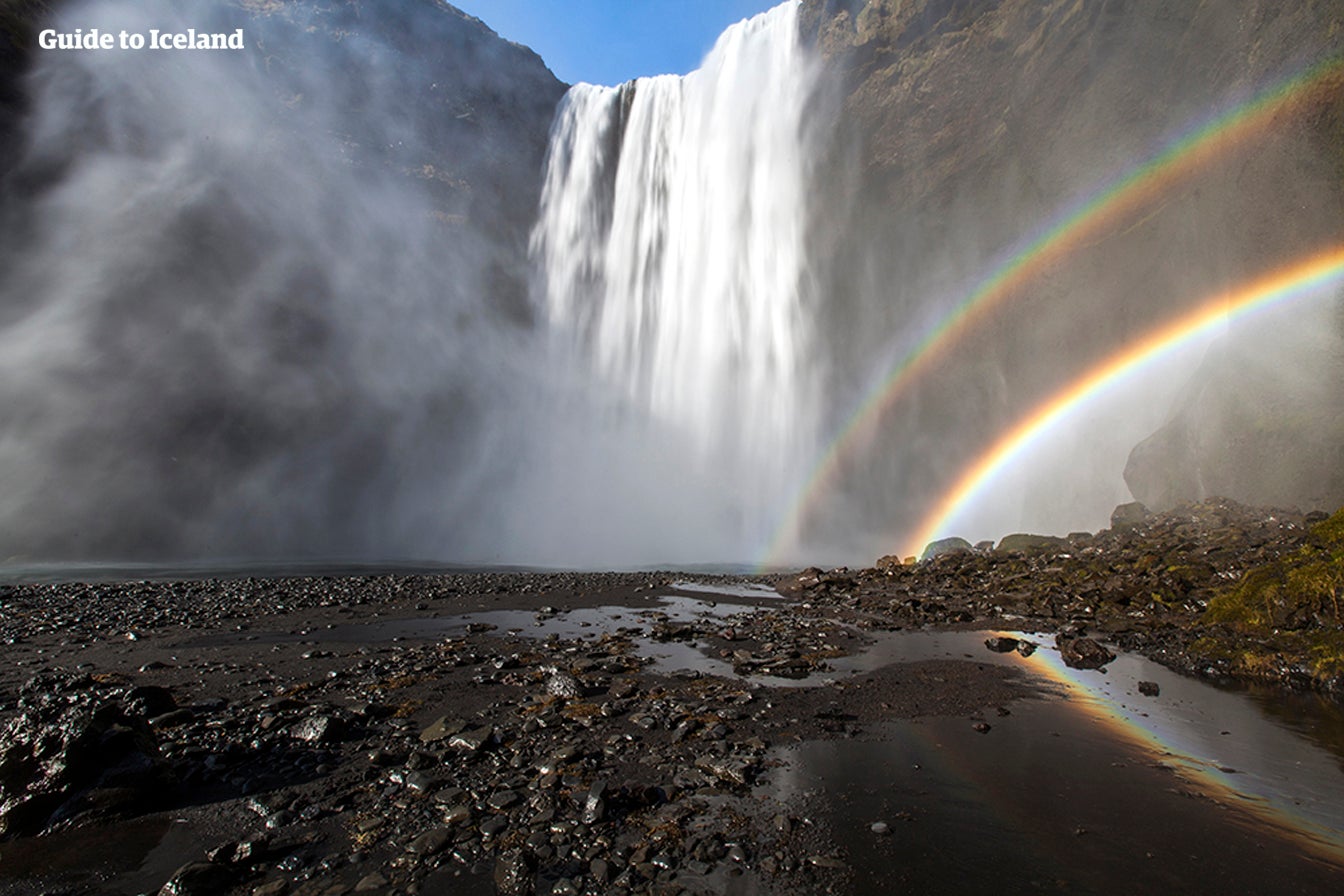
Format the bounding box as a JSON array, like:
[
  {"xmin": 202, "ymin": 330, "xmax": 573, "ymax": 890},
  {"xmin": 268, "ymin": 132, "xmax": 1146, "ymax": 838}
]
[
  {"xmin": 996, "ymin": 533, "xmax": 1068, "ymax": 553},
  {"xmin": 920, "ymin": 536, "xmax": 973, "ymax": 561}
]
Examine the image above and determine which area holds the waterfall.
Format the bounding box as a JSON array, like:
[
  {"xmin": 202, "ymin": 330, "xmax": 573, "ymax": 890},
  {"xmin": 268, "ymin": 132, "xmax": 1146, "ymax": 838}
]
[{"xmin": 529, "ymin": 0, "xmax": 822, "ymax": 555}]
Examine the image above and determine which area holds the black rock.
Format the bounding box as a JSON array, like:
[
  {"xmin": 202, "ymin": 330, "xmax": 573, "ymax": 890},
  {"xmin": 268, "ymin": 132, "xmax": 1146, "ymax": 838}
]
[
  {"xmin": 157, "ymin": 861, "xmax": 237, "ymax": 896},
  {"xmin": 996, "ymin": 533, "xmax": 1069, "ymax": 553},
  {"xmin": 406, "ymin": 826, "xmax": 453, "ymax": 856},
  {"xmin": 582, "ymin": 779, "xmax": 608, "ymax": 824},
  {"xmin": 1056, "ymin": 636, "xmax": 1116, "ymax": 671},
  {"xmin": 480, "ymin": 814, "xmax": 510, "ymax": 838},
  {"xmin": 921, "ymin": 536, "xmax": 973, "ymax": 560},
  {"xmin": 487, "ymin": 789, "xmax": 520, "ymax": 810},
  {"xmin": 0, "ymin": 676, "xmax": 173, "ymax": 837},
  {"xmin": 150, "ymin": 708, "xmax": 195, "ymax": 729},
  {"xmin": 449, "ymin": 726, "xmax": 493, "ymax": 753},
  {"xmin": 545, "ymin": 671, "xmax": 584, "ymax": 699},
  {"xmin": 290, "ymin": 714, "xmax": 343, "ymax": 744},
  {"xmin": 494, "ymin": 848, "xmax": 535, "ymax": 896},
  {"xmin": 1138, "ymin": 680, "xmax": 1161, "ymax": 697},
  {"xmin": 1110, "ymin": 502, "xmax": 1150, "ymax": 529},
  {"xmin": 125, "ymin": 685, "xmax": 178, "ymax": 719},
  {"xmin": 650, "ymin": 622, "xmax": 695, "ymax": 642}
]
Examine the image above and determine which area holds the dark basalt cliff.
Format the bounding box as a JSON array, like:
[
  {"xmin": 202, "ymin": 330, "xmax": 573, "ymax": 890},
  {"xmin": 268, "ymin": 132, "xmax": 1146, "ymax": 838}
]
[
  {"xmin": 250, "ymin": 0, "xmax": 567, "ymax": 319},
  {"xmin": 0, "ymin": 1, "xmax": 47, "ymax": 171},
  {"xmin": 798, "ymin": 0, "xmax": 1344, "ymax": 536}
]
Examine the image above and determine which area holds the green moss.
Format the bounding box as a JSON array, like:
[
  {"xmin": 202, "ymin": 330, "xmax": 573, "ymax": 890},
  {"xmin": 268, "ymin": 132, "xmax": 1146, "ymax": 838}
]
[
  {"xmin": 1206, "ymin": 507, "xmax": 1344, "ymax": 630},
  {"xmin": 1305, "ymin": 630, "xmax": 1344, "ymax": 679},
  {"xmin": 1195, "ymin": 508, "xmax": 1344, "ymax": 688},
  {"xmin": 1311, "ymin": 505, "xmax": 1344, "ymax": 549}
]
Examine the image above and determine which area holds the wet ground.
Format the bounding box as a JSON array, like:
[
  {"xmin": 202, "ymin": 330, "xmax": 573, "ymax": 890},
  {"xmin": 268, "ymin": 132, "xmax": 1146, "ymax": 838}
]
[
  {"xmin": 772, "ymin": 631, "xmax": 1344, "ymax": 894},
  {"xmin": 1, "ymin": 566, "xmax": 1343, "ymax": 895}
]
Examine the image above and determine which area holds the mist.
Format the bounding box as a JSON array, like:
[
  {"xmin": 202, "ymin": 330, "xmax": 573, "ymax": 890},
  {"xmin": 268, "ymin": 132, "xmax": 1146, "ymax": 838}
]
[
  {"xmin": 0, "ymin": 0, "xmax": 555, "ymax": 563},
  {"xmin": 782, "ymin": 0, "xmax": 1344, "ymax": 562},
  {"xmin": 2, "ymin": 0, "xmax": 1342, "ymax": 571},
  {"xmin": 0, "ymin": 0, "xmax": 825, "ymax": 570}
]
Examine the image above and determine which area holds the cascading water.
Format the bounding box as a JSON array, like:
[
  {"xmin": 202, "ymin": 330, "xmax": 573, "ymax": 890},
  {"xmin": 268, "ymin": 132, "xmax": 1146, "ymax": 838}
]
[{"xmin": 529, "ymin": 0, "xmax": 823, "ymax": 562}]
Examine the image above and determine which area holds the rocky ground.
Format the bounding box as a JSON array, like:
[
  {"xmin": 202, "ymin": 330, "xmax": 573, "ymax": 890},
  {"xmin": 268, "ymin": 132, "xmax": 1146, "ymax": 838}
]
[
  {"xmin": 0, "ymin": 572, "xmax": 1030, "ymax": 896},
  {"xmin": 1, "ymin": 497, "xmax": 1342, "ymax": 895},
  {"xmin": 795, "ymin": 497, "xmax": 1344, "ymax": 693}
]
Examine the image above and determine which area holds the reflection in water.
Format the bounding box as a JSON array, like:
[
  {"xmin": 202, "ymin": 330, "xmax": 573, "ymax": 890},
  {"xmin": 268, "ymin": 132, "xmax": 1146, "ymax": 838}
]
[
  {"xmin": 824, "ymin": 629, "xmax": 1344, "ymax": 865},
  {"xmin": 1239, "ymin": 683, "xmax": 1344, "ymax": 771},
  {"xmin": 769, "ymin": 702, "xmax": 1344, "ymax": 895},
  {"xmin": 1008, "ymin": 635, "xmax": 1344, "ymax": 860},
  {"xmin": 184, "ymin": 586, "xmax": 1344, "ymax": 885},
  {"xmin": 770, "ymin": 631, "xmax": 1344, "ymax": 894},
  {"xmin": 308, "ymin": 593, "xmax": 820, "ymax": 687},
  {"xmin": 666, "ymin": 580, "xmax": 786, "ymax": 600}
]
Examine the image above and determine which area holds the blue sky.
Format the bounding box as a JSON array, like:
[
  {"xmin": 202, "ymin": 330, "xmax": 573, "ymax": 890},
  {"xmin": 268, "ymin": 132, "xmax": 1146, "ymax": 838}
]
[{"xmin": 449, "ymin": 0, "xmax": 783, "ymax": 86}]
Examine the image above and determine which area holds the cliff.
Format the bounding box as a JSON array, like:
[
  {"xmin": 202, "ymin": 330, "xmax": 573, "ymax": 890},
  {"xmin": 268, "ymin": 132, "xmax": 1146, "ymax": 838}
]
[{"xmin": 798, "ymin": 0, "xmax": 1344, "ymax": 542}]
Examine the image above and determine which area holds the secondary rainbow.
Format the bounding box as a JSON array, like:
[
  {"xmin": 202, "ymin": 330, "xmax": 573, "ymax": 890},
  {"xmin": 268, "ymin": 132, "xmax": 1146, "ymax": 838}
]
[
  {"xmin": 901, "ymin": 246, "xmax": 1344, "ymax": 558},
  {"xmin": 762, "ymin": 55, "xmax": 1344, "ymax": 566}
]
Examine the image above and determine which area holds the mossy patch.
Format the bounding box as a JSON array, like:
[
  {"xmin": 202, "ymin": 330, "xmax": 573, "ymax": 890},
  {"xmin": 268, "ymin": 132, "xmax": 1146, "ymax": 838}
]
[
  {"xmin": 1197, "ymin": 507, "xmax": 1344, "ymax": 687},
  {"xmin": 1206, "ymin": 506, "xmax": 1344, "ymax": 629}
]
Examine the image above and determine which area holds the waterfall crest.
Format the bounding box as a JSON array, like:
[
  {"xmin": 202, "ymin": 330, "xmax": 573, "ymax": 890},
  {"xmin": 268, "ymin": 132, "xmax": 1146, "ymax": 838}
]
[{"xmin": 529, "ymin": 1, "xmax": 822, "ymax": 555}]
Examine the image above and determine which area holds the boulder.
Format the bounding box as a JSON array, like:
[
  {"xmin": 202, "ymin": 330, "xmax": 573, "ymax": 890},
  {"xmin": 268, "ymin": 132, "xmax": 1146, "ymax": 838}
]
[
  {"xmin": 1124, "ymin": 340, "xmax": 1344, "ymax": 515},
  {"xmin": 920, "ymin": 536, "xmax": 973, "ymax": 561},
  {"xmin": 996, "ymin": 533, "xmax": 1068, "ymax": 553},
  {"xmin": 1056, "ymin": 636, "xmax": 1115, "ymax": 671},
  {"xmin": 0, "ymin": 673, "xmax": 173, "ymax": 837},
  {"xmin": 158, "ymin": 861, "xmax": 237, "ymax": 896},
  {"xmin": 1110, "ymin": 501, "xmax": 1150, "ymax": 529}
]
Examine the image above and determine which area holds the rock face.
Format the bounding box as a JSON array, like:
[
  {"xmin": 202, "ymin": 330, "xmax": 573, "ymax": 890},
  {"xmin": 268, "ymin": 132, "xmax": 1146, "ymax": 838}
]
[
  {"xmin": 795, "ymin": 0, "xmax": 1344, "ymax": 547},
  {"xmin": 0, "ymin": 0, "xmax": 566, "ymax": 561},
  {"xmin": 0, "ymin": 2, "xmax": 39, "ymax": 172},
  {"xmin": 2, "ymin": 1, "xmax": 564, "ymax": 250},
  {"xmin": 1124, "ymin": 337, "xmax": 1344, "ymax": 513}
]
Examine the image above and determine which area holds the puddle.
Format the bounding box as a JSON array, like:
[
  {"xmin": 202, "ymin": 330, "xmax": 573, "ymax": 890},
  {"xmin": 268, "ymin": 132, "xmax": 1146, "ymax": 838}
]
[
  {"xmin": 194, "ymin": 587, "xmax": 816, "ymax": 686},
  {"xmin": 11, "ymin": 603, "xmax": 1344, "ymax": 894},
  {"xmin": 286, "ymin": 594, "xmax": 815, "ymax": 687},
  {"xmin": 189, "ymin": 595, "xmax": 1344, "ymax": 833},
  {"xmin": 770, "ymin": 702, "xmax": 1344, "ymax": 895},
  {"xmin": 666, "ymin": 580, "xmax": 785, "ymax": 600},
  {"xmin": 1010, "ymin": 637, "xmax": 1344, "ymax": 845},
  {"xmin": 767, "ymin": 631, "xmax": 1344, "ymax": 893},
  {"xmin": 185, "ymin": 588, "xmax": 1344, "ymax": 874}
]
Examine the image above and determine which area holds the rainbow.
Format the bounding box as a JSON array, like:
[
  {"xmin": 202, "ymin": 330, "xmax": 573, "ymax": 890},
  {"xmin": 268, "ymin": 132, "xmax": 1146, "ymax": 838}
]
[
  {"xmin": 1008, "ymin": 635, "xmax": 1344, "ymax": 863},
  {"xmin": 901, "ymin": 246, "xmax": 1344, "ymax": 558},
  {"xmin": 761, "ymin": 54, "xmax": 1344, "ymax": 566}
]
